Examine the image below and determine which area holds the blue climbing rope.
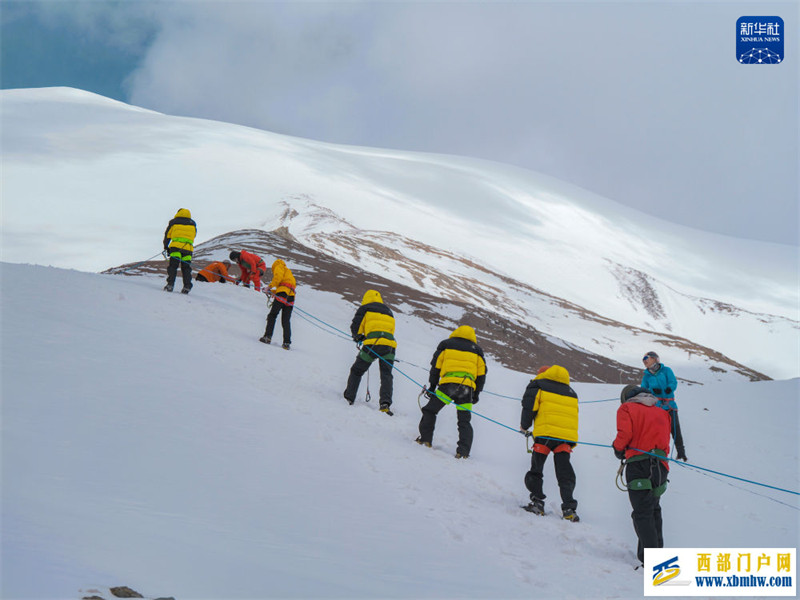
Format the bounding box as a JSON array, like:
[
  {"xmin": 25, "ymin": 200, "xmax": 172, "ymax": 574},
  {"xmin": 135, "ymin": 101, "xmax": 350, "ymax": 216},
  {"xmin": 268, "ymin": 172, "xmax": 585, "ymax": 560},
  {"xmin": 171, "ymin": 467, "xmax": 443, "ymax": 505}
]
[
  {"xmin": 121, "ymin": 265, "xmax": 799, "ymax": 502},
  {"xmin": 106, "ymin": 251, "xmax": 166, "ymax": 275},
  {"xmin": 288, "ymin": 302, "xmax": 800, "ymax": 501}
]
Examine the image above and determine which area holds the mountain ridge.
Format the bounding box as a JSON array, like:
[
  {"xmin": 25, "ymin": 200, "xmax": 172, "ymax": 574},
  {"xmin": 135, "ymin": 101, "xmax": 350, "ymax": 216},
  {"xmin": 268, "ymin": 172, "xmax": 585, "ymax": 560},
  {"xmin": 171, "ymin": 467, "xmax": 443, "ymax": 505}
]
[{"xmin": 108, "ymin": 228, "xmax": 768, "ymax": 383}]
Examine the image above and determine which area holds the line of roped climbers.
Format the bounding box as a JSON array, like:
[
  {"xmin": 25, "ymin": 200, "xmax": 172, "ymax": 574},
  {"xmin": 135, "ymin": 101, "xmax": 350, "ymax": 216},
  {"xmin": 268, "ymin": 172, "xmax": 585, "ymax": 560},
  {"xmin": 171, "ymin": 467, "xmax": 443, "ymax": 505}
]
[
  {"xmin": 160, "ymin": 208, "xmax": 796, "ymax": 567},
  {"xmin": 249, "ymin": 268, "xmax": 800, "ymax": 503}
]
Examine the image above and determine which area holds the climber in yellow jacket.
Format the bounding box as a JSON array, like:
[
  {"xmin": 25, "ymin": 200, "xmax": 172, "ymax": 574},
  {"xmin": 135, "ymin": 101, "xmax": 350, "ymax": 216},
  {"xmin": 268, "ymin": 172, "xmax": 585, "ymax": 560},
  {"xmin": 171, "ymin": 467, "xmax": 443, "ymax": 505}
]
[
  {"xmin": 162, "ymin": 208, "xmax": 196, "ymax": 294},
  {"xmin": 260, "ymin": 259, "xmax": 296, "ymax": 349},
  {"xmin": 416, "ymin": 325, "xmax": 486, "ymax": 458},
  {"xmin": 343, "ymin": 289, "xmax": 397, "ymax": 414},
  {"xmin": 519, "ymin": 364, "xmax": 580, "ymax": 521}
]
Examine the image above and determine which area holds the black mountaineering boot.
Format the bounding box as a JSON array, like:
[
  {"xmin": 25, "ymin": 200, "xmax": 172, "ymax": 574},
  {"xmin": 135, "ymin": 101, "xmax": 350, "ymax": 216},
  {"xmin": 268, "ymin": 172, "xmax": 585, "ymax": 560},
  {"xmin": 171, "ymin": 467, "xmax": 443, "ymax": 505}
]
[
  {"xmin": 562, "ymin": 508, "xmax": 580, "ymax": 522},
  {"xmin": 523, "ymin": 497, "xmax": 546, "ymax": 515}
]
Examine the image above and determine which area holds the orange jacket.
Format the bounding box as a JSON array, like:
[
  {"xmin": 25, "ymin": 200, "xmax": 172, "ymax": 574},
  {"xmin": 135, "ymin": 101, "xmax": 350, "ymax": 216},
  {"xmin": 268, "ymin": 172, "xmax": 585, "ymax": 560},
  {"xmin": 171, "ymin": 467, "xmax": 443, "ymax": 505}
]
[{"xmin": 198, "ymin": 261, "xmax": 230, "ymax": 283}]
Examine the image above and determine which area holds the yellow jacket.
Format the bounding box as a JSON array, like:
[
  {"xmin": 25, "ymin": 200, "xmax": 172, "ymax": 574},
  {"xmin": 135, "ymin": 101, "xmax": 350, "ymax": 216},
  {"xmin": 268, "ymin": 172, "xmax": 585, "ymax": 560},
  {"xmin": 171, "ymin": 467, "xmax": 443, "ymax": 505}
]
[
  {"xmin": 163, "ymin": 208, "xmax": 197, "ymax": 258},
  {"xmin": 351, "ymin": 290, "xmax": 397, "ymax": 348},
  {"xmin": 521, "ymin": 365, "xmax": 579, "ymax": 443},
  {"xmin": 430, "ymin": 325, "xmax": 487, "ymax": 391},
  {"xmin": 269, "ymin": 259, "xmax": 296, "ymax": 296}
]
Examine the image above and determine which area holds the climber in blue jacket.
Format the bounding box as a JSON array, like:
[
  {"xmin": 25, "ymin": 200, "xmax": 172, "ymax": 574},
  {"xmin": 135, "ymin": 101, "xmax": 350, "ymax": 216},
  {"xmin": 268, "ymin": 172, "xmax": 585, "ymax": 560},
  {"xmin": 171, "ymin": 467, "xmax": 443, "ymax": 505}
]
[{"xmin": 641, "ymin": 351, "xmax": 687, "ymax": 461}]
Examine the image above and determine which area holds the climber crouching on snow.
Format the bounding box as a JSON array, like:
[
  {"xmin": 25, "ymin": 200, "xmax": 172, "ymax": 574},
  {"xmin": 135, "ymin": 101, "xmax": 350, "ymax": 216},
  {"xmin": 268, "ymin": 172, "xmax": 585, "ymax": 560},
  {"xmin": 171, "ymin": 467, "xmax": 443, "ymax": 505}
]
[
  {"xmin": 196, "ymin": 260, "xmax": 232, "ymax": 283},
  {"xmin": 520, "ymin": 365, "xmax": 580, "ymax": 522},
  {"xmin": 613, "ymin": 384, "xmax": 671, "ymax": 566}
]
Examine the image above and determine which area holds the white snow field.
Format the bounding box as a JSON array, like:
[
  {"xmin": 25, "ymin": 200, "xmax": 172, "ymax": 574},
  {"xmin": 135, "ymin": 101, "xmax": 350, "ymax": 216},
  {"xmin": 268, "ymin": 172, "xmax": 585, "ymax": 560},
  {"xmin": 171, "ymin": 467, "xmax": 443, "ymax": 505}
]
[{"xmin": 2, "ymin": 263, "xmax": 797, "ymax": 599}]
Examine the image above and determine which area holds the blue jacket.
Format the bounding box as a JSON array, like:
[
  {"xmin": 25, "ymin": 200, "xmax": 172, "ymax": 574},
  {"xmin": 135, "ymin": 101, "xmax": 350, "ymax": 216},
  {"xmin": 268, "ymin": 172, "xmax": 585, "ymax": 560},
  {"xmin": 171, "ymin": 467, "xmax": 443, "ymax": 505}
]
[{"xmin": 641, "ymin": 364, "xmax": 678, "ymax": 411}]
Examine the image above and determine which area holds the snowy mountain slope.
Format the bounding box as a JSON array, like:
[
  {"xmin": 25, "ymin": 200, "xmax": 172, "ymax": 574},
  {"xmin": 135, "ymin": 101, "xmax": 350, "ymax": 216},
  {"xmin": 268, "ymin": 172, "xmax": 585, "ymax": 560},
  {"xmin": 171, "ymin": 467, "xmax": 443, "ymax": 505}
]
[
  {"xmin": 1, "ymin": 87, "xmax": 797, "ymax": 380},
  {"xmin": 2, "ymin": 262, "xmax": 797, "ymax": 599},
  {"xmin": 109, "ymin": 228, "xmax": 767, "ymax": 385},
  {"xmin": 263, "ymin": 201, "xmax": 772, "ymax": 383}
]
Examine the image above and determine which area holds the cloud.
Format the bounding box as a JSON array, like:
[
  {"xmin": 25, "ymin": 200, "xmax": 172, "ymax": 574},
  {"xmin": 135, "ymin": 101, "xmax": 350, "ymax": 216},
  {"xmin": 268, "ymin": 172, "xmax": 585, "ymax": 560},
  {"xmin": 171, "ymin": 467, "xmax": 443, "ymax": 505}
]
[{"xmin": 12, "ymin": 1, "xmax": 799, "ymax": 245}]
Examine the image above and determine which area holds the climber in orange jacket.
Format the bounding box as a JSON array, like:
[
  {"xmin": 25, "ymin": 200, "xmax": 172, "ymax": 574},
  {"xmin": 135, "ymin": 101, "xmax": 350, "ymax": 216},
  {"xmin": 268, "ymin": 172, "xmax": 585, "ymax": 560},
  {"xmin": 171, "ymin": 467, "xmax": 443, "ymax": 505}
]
[{"xmin": 196, "ymin": 260, "xmax": 232, "ymax": 283}]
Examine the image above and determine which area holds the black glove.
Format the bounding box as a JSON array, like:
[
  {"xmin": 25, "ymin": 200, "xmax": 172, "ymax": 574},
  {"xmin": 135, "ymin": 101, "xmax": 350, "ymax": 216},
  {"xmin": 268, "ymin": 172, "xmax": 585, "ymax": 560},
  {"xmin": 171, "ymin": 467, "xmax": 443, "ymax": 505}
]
[
  {"xmin": 652, "ymin": 388, "xmax": 663, "ymax": 395},
  {"xmin": 613, "ymin": 447, "xmax": 626, "ymax": 460},
  {"xmin": 354, "ymin": 334, "xmax": 366, "ymax": 343},
  {"xmin": 426, "ymin": 387, "xmax": 437, "ymax": 401},
  {"xmin": 676, "ymin": 447, "xmax": 687, "ymax": 461},
  {"xmin": 472, "ymin": 391, "xmax": 480, "ymax": 404},
  {"xmin": 665, "ymin": 387, "xmax": 672, "ymax": 394}
]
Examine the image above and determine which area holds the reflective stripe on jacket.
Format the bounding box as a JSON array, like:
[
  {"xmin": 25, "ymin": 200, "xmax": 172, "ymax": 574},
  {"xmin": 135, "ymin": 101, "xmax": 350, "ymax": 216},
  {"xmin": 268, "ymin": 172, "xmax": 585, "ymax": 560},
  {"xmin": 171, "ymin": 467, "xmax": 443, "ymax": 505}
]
[
  {"xmin": 163, "ymin": 208, "xmax": 197, "ymax": 258},
  {"xmin": 429, "ymin": 325, "xmax": 486, "ymax": 391}
]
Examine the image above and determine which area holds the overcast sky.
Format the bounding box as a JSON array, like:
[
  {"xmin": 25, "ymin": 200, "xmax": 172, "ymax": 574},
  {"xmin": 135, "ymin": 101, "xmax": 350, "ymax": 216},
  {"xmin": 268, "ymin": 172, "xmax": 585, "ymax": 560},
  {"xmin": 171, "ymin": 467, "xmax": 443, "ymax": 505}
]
[{"xmin": 2, "ymin": 0, "xmax": 798, "ymax": 245}]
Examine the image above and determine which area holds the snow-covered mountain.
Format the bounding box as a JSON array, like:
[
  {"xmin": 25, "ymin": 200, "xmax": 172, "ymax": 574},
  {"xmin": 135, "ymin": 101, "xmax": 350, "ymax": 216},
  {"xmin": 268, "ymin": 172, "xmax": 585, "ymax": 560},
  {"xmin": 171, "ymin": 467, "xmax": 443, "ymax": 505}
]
[
  {"xmin": 2, "ymin": 262, "xmax": 797, "ymax": 599},
  {"xmin": 108, "ymin": 227, "xmax": 767, "ymax": 385},
  {"xmin": 1, "ymin": 87, "xmax": 798, "ymax": 381}
]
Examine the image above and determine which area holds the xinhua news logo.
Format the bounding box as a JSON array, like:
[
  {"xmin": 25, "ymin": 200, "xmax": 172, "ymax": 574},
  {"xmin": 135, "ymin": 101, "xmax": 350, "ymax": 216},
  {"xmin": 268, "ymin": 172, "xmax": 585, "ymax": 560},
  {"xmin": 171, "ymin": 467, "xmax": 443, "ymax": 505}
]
[
  {"xmin": 644, "ymin": 548, "xmax": 796, "ymax": 597},
  {"xmin": 737, "ymin": 16, "xmax": 784, "ymax": 64}
]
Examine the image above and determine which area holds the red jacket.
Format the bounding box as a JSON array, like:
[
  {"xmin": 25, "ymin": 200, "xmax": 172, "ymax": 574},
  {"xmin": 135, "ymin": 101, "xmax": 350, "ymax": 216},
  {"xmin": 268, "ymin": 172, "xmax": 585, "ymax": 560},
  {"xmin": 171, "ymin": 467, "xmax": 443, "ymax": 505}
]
[
  {"xmin": 238, "ymin": 250, "xmax": 265, "ymax": 274},
  {"xmin": 613, "ymin": 395, "xmax": 671, "ymax": 469},
  {"xmin": 236, "ymin": 250, "xmax": 266, "ymax": 291}
]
